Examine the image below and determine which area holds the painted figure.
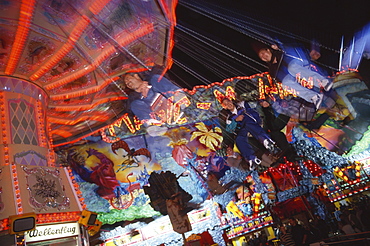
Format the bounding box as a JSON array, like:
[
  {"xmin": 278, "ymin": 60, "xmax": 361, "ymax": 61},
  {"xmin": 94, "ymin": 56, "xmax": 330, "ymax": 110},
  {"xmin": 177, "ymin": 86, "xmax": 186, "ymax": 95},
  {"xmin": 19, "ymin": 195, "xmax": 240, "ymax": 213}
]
[{"xmin": 221, "ymin": 97, "xmax": 280, "ymax": 169}]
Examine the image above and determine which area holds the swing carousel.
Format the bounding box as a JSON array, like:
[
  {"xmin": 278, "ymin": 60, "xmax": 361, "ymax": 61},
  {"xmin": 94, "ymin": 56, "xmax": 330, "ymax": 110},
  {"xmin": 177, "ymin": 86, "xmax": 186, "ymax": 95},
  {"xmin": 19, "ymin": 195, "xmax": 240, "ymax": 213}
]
[{"xmin": 1, "ymin": 0, "xmax": 370, "ymax": 246}]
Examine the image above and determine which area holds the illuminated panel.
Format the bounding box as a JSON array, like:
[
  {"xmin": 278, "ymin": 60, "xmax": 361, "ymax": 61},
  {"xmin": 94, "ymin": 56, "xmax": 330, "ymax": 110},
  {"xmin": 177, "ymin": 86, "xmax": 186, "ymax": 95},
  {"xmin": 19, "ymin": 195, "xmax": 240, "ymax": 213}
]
[
  {"xmin": 134, "ymin": 116, "xmax": 142, "ymax": 130},
  {"xmin": 5, "ymin": 0, "xmax": 36, "ymax": 75},
  {"xmin": 213, "ymin": 86, "xmax": 236, "ymax": 104},
  {"xmin": 107, "ymin": 121, "xmax": 121, "ymax": 136},
  {"xmin": 257, "ymin": 73, "xmax": 298, "ymax": 100},
  {"xmin": 166, "ymin": 96, "xmax": 173, "ymax": 124},
  {"xmin": 334, "ymin": 166, "xmax": 349, "ymax": 182},
  {"xmin": 252, "ymin": 193, "xmax": 262, "ymax": 213},
  {"xmin": 354, "ymin": 161, "xmax": 362, "ymax": 179},
  {"xmin": 213, "ymin": 90, "xmax": 226, "ymax": 104},
  {"xmin": 100, "ymin": 114, "xmax": 143, "ymax": 143},
  {"xmin": 334, "ymin": 162, "xmax": 364, "ymax": 183},
  {"xmin": 326, "ymin": 162, "xmax": 370, "ymax": 202}
]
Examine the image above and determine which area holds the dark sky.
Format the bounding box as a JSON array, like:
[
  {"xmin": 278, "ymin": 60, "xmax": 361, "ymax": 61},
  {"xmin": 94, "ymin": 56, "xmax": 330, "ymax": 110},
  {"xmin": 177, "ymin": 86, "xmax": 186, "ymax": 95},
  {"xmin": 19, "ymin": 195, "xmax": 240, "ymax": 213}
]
[{"xmin": 168, "ymin": 0, "xmax": 370, "ymax": 89}]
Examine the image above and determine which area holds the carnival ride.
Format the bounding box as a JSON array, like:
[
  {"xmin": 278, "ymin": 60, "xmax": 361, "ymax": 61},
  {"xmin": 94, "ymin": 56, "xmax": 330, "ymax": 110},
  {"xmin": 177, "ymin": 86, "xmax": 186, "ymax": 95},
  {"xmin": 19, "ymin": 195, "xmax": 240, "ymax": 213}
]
[{"xmin": 1, "ymin": 0, "xmax": 370, "ymax": 245}]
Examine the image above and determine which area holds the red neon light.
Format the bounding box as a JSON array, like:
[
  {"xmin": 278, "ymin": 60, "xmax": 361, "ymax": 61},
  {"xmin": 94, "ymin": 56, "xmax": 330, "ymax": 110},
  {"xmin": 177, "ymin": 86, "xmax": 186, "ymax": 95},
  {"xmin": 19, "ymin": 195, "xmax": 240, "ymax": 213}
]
[
  {"xmin": 158, "ymin": 0, "xmax": 178, "ymax": 74},
  {"xmin": 44, "ymin": 23, "xmax": 154, "ymax": 89},
  {"xmin": 166, "ymin": 95, "xmax": 174, "ymax": 124},
  {"xmin": 196, "ymin": 102, "xmax": 211, "ymax": 110},
  {"xmin": 121, "ymin": 114, "xmax": 136, "ymax": 133},
  {"xmin": 5, "ymin": 0, "xmax": 36, "ymax": 75},
  {"xmin": 134, "ymin": 116, "xmax": 142, "ymax": 130},
  {"xmin": 173, "ymin": 96, "xmax": 190, "ymax": 124},
  {"xmin": 50, "ymin": 96, "xmax": 127, "ymax": 112},
  {"xmin": 296, "ymin": 73, "xmax": 314, "ymax": 89},
  {"xmin": 50, "ymin": 77, "xmax": 122, "ymax": 100}
]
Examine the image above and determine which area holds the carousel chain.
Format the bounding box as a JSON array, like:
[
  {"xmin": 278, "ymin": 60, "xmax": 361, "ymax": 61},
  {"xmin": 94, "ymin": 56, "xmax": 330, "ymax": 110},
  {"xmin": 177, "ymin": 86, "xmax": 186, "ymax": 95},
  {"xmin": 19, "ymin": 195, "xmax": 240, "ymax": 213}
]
[
  {"xmin": 176, "ymin": 36, "xmax": 245, "ymax": 77},
  {"xmin": 177, "ymin": 25, "xmax": 267, "ymax": 72},
  {"xmin": 180, "ymin": 0, "xmax": 341, "ymax": 55}
]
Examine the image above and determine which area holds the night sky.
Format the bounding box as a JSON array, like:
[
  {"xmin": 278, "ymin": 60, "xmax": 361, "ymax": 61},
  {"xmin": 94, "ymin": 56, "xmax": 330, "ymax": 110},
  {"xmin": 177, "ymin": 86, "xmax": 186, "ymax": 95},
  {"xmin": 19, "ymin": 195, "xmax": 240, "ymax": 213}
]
[{"xmin": 169, "ymin": 0, "xmax": 370, "ymax": 89}]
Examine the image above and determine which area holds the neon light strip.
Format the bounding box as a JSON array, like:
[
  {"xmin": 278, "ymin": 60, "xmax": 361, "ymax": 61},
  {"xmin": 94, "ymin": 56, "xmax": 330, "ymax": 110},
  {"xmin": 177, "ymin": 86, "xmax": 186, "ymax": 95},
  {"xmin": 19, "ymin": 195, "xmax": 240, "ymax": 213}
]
[
  {"xmin": 36, "ymin": 211, "xmax": 81, "ymax": 224},
  {"xmin": 30, "ymin": 17, "xmax": 90, "ymax": 81},
  {"xmin": 36, "ymin": 100, "xmax": 47, "ymax": 148},
  {"xmin": 48, "ymin": 114, "xmax": 110, "ymax": 125},
  {"xmin": 329, "ymin": 186, "xmax": 370, "ymax": 202},
  {"xmin": 11, "ymin": 162, "xmax": 23, "ymax": 214},
  {"xmin": 30, "ymin": 0, "xmax": 112, "ymax": 80},
  {"xmin": 65, "ymin": 167, "xmax": 86, "ymax": 211},
  {"xmin": 49, "ymin": 77, "xmax": 121, "ymax": 100},
  {"xmin": 158, "ymin": 0, "xmax": 178, "ymax": 74},
  {"xmin": 5, "ymin": 0, "xmax": 36, "ymax": 75},
  {"xmin": 49, "ymin": 96, "xmax": 127, "ymax": 111},
  {"xmin": 44, "ymin": 23, "xmax": 154, "ymax": 90},
  {"xmin": 0, "ymin": 92, "xmax": 9, "ymax": 165}
]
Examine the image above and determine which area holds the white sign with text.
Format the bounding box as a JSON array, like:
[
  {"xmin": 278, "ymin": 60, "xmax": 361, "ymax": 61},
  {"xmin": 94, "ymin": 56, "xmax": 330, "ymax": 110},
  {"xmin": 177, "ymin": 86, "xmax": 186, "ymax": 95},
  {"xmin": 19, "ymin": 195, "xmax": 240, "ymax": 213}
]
[{"xmin": 24, "ymin": 222, "xmax": 80, "ymax": 243}]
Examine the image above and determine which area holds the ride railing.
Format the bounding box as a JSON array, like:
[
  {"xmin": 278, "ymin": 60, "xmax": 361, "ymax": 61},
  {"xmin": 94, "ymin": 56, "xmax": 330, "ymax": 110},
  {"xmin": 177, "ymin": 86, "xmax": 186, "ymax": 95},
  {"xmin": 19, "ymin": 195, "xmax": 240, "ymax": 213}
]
[{"xmin": 317, "ymin": 231, "xmax": 370, "ymax": 246}]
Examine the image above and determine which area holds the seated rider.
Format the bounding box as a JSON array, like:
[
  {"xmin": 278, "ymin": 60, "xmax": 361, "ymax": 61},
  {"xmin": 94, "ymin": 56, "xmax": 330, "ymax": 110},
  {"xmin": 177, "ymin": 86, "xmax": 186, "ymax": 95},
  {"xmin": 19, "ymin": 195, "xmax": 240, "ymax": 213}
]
[
  {"xmin": 122, "ymin": 71, "xmax": 182, "ymax": 125},
  {"xmin": 254, "ymin": 42, "xmax": 333, "ymax": 110},
  {"xmin": 221, "ymin": 97, "xmax": 280, "ymax": 170}
]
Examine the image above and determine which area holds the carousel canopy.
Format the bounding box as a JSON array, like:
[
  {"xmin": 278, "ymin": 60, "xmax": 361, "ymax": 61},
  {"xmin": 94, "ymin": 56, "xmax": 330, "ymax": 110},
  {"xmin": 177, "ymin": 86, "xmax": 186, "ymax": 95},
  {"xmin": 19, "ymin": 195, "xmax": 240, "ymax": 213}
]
[{"xmin": 0, "ymin": 0, "xmax": 177, "ymax": 146}]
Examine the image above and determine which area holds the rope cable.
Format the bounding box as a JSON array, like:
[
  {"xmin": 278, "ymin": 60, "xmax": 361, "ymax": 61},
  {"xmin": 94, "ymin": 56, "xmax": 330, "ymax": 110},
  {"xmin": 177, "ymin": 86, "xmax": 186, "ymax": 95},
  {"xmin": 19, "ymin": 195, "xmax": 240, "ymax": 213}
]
[
  {"xmin": 176, "ymin": 29, "xmax": 263, "ymax": 72},
  {"xmin": 180, "ymin": 0, "xmax": 341, "ymax": 54},
  {"xmin": 175, "ymin": 35, "xmax": 247, "ymax": 77},
  {"xmin": 177, "ymin": 24, "xmax": 266, "ymax": 72}
]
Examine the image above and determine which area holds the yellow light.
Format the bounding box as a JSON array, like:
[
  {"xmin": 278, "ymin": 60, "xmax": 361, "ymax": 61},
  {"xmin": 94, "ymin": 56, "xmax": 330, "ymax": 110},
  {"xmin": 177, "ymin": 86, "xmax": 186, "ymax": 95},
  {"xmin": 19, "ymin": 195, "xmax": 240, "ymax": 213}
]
[
  {"xmin": 9, "ymin": 213, "xmax": 37, "ymax": 235},
  {"xmin": 79, "ymin": 210, "xmax": 98, "ymax": 226}
]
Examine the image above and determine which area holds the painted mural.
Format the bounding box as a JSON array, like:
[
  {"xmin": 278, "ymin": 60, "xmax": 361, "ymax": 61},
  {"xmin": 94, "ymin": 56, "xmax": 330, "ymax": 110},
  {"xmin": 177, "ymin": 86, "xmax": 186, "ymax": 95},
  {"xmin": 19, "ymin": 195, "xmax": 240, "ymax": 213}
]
[{"xmin": 55, "ymin": 71, "xmax": 370, "ymax": 232}]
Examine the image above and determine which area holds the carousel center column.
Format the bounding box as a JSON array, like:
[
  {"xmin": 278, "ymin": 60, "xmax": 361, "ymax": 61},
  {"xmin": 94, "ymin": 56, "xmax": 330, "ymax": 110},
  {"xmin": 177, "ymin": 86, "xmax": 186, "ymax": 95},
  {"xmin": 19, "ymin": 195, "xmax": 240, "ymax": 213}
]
[{"xmin": 0, "ymin": 77, "xmax": 84, "ymax": 244}]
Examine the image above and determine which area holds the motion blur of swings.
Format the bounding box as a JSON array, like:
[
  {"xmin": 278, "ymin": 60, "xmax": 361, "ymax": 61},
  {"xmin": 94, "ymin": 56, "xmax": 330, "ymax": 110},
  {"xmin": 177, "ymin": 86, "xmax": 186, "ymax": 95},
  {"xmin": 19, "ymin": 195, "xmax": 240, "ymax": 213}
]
[
  {"xmin": 175, "ymin": 1, "xmax": 370, "ymax": 158},
  {"xmin": 249, "ymin": 23, "xmax": 370, "ymax": 153}
]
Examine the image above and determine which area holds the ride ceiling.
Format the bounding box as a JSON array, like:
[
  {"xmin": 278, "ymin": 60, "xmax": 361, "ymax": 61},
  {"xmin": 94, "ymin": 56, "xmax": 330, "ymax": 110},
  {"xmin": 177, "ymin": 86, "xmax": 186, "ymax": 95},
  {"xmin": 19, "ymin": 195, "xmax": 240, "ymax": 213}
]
[{"xmin": 0, "ymin": 0, "xmax": 176, "ymax": 146}]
